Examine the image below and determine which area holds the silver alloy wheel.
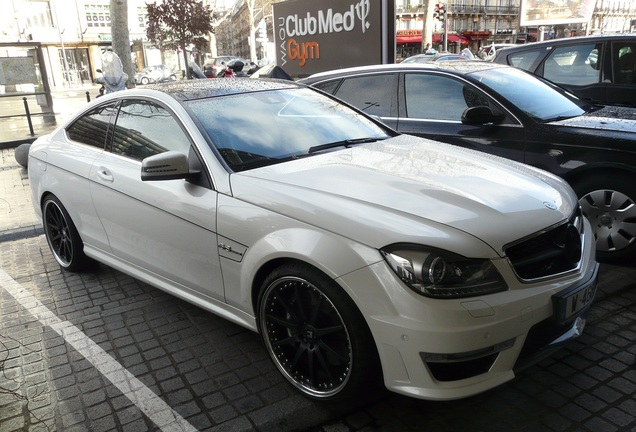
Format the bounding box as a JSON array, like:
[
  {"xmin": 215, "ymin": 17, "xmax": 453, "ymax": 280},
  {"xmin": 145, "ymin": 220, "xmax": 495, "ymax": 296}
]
[
  {"xmin": 43, "ymin": 199, "xmax": 75, "ymax": 267},
  {"xmin": 260, "ymin": 276, "xmax": 353, "ymax": 399},
  {"xmin": 579, "ymin": 189, "xmax": 636, "ymax": 253}
]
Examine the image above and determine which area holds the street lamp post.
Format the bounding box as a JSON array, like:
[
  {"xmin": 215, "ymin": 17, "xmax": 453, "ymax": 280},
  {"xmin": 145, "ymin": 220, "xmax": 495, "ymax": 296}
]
[{"xmin": 51, "ymin": 0, "xmax": 72, "ymax": 88}]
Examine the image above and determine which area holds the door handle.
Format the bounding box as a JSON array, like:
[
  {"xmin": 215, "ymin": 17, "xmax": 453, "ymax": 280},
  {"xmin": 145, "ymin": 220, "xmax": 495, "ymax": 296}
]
[{"xmin": 97, "ymin": 167, "xmax": 114, "ymax": 182}]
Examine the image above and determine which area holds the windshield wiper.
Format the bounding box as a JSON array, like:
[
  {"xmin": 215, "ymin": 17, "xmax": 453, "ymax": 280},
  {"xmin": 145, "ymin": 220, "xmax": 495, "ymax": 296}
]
[
  {"xmin": 543, "ymin": 114, "xmax": 578, "ymax": 123},
  {"xmin": 308, "ymin": 137, "xmax": 387, "ymax": 154}
]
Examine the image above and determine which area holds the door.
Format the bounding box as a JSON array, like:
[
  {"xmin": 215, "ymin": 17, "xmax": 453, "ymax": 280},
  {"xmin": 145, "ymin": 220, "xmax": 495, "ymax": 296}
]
[
  {"xmin": 607, "ymin": 40, "xmax": 636, "ymax": 106},
  {"xmin": 318, "ymin": 73, "xmax": 400, "ymax": 129},
  {"xmin": 396, "ymin": 72, "xmax": 526, "ymax": 163},
  {"xmin": 89, "ymin": 98, "xmax": 224, "ymax": 300}
]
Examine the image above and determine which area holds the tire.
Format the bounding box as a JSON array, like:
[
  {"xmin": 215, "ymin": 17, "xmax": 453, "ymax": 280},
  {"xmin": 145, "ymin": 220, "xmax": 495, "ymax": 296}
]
[
  {"xmin": 169, "ymin": 74, "xmax": 177, "ymax": 81},
  {"xmin": 140, "ymin": 77, "xmax": 149, "ymax": 85},
  {"xmin": 258, "ymin": 263, "xmax": 382, "ymax": 403},
  {"xmin": 42, "ymin": 195, "xmax": 91, "ymax": 272},
  {"xmin": 573, "ymin": 174, "xmax": 636, "ymax": 263}
]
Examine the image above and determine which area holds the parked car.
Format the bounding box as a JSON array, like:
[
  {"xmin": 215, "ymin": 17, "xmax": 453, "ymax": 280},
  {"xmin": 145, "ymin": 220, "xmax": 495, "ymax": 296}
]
[
  {"xmin": 29, "ymin": 78, "xmax": 598, "ymax": 403},
  {"xmin": 401, "ymin": 53, "xmax": 469, "ymax": 63},
  {"xmin": 301, "ymin": 62, "xmax": 636, "ymax": 262},
  {"xmin": 134, "ymin": 64, "xmax": 177, "ymax": 85},
  {"xmin": 203, "ymin": 56, "xmax": 237, "ymax": 78},
  {"xmin": 493, "ymin": 34, "xmax": 636, "ymax": 106}
]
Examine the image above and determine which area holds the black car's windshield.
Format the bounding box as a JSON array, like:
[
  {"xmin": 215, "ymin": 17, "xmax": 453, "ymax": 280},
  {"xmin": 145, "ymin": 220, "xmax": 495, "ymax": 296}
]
[
  {"xmin": 470, "ymin": 67, "xmax": 587, "ymax": 122},
  {"xmin": 187, "ymin": 88, "xmax": 390, "ymax": 171}
]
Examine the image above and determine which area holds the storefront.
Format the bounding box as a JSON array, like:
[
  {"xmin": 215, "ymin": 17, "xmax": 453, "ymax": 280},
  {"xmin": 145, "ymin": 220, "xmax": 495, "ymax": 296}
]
[{"xmin": 396, "ymin": 29, "xmax": 468, "ymax": 59}]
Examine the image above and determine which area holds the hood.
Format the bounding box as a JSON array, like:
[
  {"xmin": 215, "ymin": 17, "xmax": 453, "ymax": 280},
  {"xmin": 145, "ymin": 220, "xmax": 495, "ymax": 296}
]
[
  {"xmin": 230, "ymin": 135, "xmax": 576, "ymax": 256},
  {"xmin": 553, "ymin": 106, "xmax": 636, "ymax": 133}
]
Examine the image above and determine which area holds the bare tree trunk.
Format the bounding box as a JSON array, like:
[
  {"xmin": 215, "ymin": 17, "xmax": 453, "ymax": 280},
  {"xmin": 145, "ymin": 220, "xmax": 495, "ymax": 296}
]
[
  {"xmin": 421, "ymin": 0, "xmax": 435, "ymax": 53},
  {"xmin": 182, "ymin": 42, "xmax": 191, "ymax": 79},
  {"xmin": 111, "ymin": 0, "xmax": 135, "ymax": 87}
]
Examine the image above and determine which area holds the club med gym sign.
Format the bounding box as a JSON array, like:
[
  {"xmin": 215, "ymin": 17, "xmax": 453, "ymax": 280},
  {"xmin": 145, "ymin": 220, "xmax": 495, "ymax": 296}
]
[{"xmin": 273, "ymin": 0, "xmax": 395, "ymax": 76}]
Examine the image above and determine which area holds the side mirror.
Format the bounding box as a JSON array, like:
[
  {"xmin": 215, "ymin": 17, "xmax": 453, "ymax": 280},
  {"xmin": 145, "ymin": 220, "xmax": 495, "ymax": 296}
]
[
  {"xmin": 461, "ymin": 106, "xmax": 504, "ymax": 125},
  {"xmin": 141, "ymin": 151, "xmax": 197, "ymax": 181}
]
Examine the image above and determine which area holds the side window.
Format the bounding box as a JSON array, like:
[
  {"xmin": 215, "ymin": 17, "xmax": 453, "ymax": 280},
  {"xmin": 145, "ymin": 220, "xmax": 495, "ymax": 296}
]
[
  {"xmin": 613, "ymin": 42, "xmax": 636, "ymax": 84},
  {"xmin": 312, "ymin": 80, "xmax": 341, "ymax": 95},
  {"xmin": 66, "ymin": 102, "xmax": 118, "ymax": 149},
  {"xmin": 507, "ymin": 50, "xmax": 542, "ymax": 71},
  {"xmin": 404, "ymin": 74, "xmax": 486, "ymax": 121},
  {"xmin": 543, "ymin": 43, "xmax": 602, "ymax": 86},
  {"xmin": 333, "ymin": 74, "xmax": 396, "ymax": 117},
  {"xmin": 111, "ymin": 100, "xmax": 191, "ymax": 161}
]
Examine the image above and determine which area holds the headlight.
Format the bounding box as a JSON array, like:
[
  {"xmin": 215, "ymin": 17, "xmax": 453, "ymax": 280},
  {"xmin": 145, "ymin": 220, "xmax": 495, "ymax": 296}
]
[{"xmin": 381, "ymin": 245, "xmax": 507, "ymax": 299}]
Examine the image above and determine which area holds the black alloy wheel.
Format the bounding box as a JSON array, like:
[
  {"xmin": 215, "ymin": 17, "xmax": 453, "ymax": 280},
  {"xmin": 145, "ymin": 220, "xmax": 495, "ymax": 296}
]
[
  {"xmin": 258, "ymin": 264, "xmax": 381, "ymax": 402},
  {"xmin": 42, "ymin": 195, "xmax": 90, "ymax": 272}
]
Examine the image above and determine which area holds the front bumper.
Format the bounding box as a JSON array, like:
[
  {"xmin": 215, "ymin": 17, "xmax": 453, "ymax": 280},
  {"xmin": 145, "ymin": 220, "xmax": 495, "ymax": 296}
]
[{"xmin": 336, "ymin": 223, "xmax": 598, "ymax": 400}]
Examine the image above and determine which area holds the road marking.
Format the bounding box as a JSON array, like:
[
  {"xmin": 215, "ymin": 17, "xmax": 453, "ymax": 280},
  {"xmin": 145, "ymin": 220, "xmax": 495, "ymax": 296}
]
[{"xmin": 0, "ymin": 268, "xmax": 198, "ymax": 432}]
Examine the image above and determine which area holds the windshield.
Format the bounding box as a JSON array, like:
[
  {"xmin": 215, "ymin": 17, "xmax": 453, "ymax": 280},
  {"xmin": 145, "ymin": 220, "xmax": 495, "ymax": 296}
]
[
  {"xmin": 187, "ymin": 88, "xmax": 390, "ymax": 171},
  {"xmin": 469, "ymin": 67, "xmax": 587, "ymax": 122}
]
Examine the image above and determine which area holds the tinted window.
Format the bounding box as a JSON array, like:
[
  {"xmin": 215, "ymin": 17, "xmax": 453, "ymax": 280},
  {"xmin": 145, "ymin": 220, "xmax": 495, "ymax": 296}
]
[
  {"xmin": 507, "ymin": 50, "xmax": 542, "ymax": 71},
  {"xmin": 111, "ymin": 100, "xmax": 191, "ymax": 161},
  {"xmin": 333, "ymin": 74, "xmax": 396, "ymax": 117},
  {"xmin": 66, "ymin": 102, "xmax": 118, "ymax": 149},
  {"xmin": 543, "ymin": 43, "xmax": 602, "ymax": 86},
  {"xmin": 404, "ymin": 74, "xmax": 488, "ymax": 121},
  {"xmin": 613, "ymin": 42, "xmax": 636, "ymax": 84},
  {"xmin": 313, "ymin": 80, "xmax": 341, "ymax": 95}
]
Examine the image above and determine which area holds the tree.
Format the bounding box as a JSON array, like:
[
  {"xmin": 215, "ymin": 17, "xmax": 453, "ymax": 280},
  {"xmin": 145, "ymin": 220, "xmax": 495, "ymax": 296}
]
[
  {"xmin": 421, "ymin": 0, "xmax": 436, "ymax": 53},
  {"xmin": 146, "ymin": 0, "xmax": 215, "ymax": 78},
  {"xmin": 111, "ymin": 0, "xmax": 135, "ymax": 87}
]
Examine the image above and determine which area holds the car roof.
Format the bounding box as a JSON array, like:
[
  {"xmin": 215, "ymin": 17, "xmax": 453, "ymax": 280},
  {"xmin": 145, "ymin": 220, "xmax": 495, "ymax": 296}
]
[
  {"xmin": 134, "ymin": 78, "xmax": 301, "ymax": 102},
  {"xmin": 497, "ymin": 34, "xmax": 636, "ymax": 53},
  {"xmin": 300, "ymin": 61, "xmax": 509, "ymax": 83}
]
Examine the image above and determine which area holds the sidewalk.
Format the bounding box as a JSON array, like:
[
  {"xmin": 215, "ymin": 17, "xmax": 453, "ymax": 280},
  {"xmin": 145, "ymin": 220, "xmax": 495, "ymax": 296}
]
[{"xmin": 0, "ymin": 84, "xmax": 98, "ymax": 148}]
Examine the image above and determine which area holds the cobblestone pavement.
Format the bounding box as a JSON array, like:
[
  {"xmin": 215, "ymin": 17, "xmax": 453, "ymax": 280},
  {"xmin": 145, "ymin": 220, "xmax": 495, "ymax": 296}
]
[{"xmin": 1, "ymin": 147, "xmax": 635, "ymax": 432}]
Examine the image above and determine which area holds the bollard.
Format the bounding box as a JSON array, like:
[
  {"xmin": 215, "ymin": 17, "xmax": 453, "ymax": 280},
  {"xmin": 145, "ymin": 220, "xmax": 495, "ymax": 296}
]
[
  {"xmin": 23, "ymin": 97, "xmax": 35, "ymax": 136},
  {"xmin": 86, "ymin": 91, "xmax": 91, "ymax": 103}
]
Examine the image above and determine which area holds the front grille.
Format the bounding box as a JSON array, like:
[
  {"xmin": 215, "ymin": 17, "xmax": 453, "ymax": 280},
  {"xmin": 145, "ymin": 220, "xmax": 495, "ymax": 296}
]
[{"xmin": 505, "ymin": 207, "xmax": 584, "ymax": 280}]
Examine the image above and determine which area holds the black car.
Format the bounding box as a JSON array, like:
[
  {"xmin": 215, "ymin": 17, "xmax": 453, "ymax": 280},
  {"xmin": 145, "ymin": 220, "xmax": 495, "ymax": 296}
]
[
  {"xmin": 301, "ymin": 62, "xmax": 636, "ymax": 262},
  {"xmin": 492, "ymin": 35, "xmax": 636, "ymax": 107}
]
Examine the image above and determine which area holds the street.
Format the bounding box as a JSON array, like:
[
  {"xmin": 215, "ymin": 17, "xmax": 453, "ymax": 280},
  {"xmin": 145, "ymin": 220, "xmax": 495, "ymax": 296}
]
[{"xmin": 1, "ymin": 146, "xmax": 635, "ymax": 432}]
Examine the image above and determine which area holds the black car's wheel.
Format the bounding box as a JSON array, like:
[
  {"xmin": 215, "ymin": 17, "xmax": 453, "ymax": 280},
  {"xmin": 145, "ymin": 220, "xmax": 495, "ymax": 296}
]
[
  {"xmin": 258, "ymin": 263, "xmax": 381, "ymax": 402},
  {"xmin": 42, "ymin": 195, "xmax": 90, "ymax": 272},
  {"xmin": 574, "ymin": 174, "xmax": 636, "ymax": 262},
  {"xmin": 140, "ymin": 77, "xmax": 150, "ymax": 85}
]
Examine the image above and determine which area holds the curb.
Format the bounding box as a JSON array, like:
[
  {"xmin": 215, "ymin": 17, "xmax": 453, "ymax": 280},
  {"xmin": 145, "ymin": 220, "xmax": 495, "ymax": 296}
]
[
  {"xmin": 0, "ymin": 137, "xmax": 38, "ymax": 150},
  {"xmin": 0, "ymin": 225, "xmax": 44, "ymax": 243}
]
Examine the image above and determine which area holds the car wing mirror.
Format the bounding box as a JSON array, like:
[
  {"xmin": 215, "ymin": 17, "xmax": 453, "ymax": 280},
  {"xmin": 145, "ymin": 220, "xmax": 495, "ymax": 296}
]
[
  {"xmin": 461, "ymin": 106, "xmax": 504, "ymax": 125},
  {"xmin": 141, "ymin": 151, "xmax": 198, "ymax": 181}
]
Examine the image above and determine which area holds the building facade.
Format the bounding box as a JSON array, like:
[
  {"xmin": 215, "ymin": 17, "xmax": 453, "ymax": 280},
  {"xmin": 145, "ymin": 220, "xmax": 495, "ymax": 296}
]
[{"xmin": 1, "ymin": 0, "xmax": 633, "ymax": 90}]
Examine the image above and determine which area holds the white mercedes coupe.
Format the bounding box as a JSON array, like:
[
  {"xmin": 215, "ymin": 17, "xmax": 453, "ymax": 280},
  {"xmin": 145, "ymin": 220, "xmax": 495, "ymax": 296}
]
[{"xmin": 29, "ymin": 79, "xmax": 598, "ymax": 402}]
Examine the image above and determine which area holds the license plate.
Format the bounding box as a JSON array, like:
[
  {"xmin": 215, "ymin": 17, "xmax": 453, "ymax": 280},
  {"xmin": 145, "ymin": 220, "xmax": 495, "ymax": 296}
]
[{"xmin": 553, "ymin": 279, "xmax": 597, "ymax": 324}]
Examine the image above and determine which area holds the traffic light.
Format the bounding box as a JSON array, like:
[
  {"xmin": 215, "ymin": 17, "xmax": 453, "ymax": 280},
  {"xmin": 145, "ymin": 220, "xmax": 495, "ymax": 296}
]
[{"xmin": 434, "ymin": 3, "xmax": 446, "ymax": 21}]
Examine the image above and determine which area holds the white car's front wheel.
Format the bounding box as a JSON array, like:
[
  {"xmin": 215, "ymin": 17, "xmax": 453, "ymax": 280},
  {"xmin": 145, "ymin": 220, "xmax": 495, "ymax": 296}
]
[{"xmin": 258, "ymin": 263, "xmax": 381, "ymax": 403}]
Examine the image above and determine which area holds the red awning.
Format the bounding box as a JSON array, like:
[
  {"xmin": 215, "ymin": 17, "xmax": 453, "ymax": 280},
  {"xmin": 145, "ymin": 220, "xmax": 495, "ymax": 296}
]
[
  {"xmin": 463, "ymin": 31, "xmax": 492, "ymax": 41},
  {"xmin": 446, "ymin": 34, "xmax": 469, "ymax": 45},
  {"xmin": 397, "ymin": 35, "xmax": 422, "ymax": 43},
  {"xmin": 396, "ymin": 32, "xmax": 468, "ymax": 45}
]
